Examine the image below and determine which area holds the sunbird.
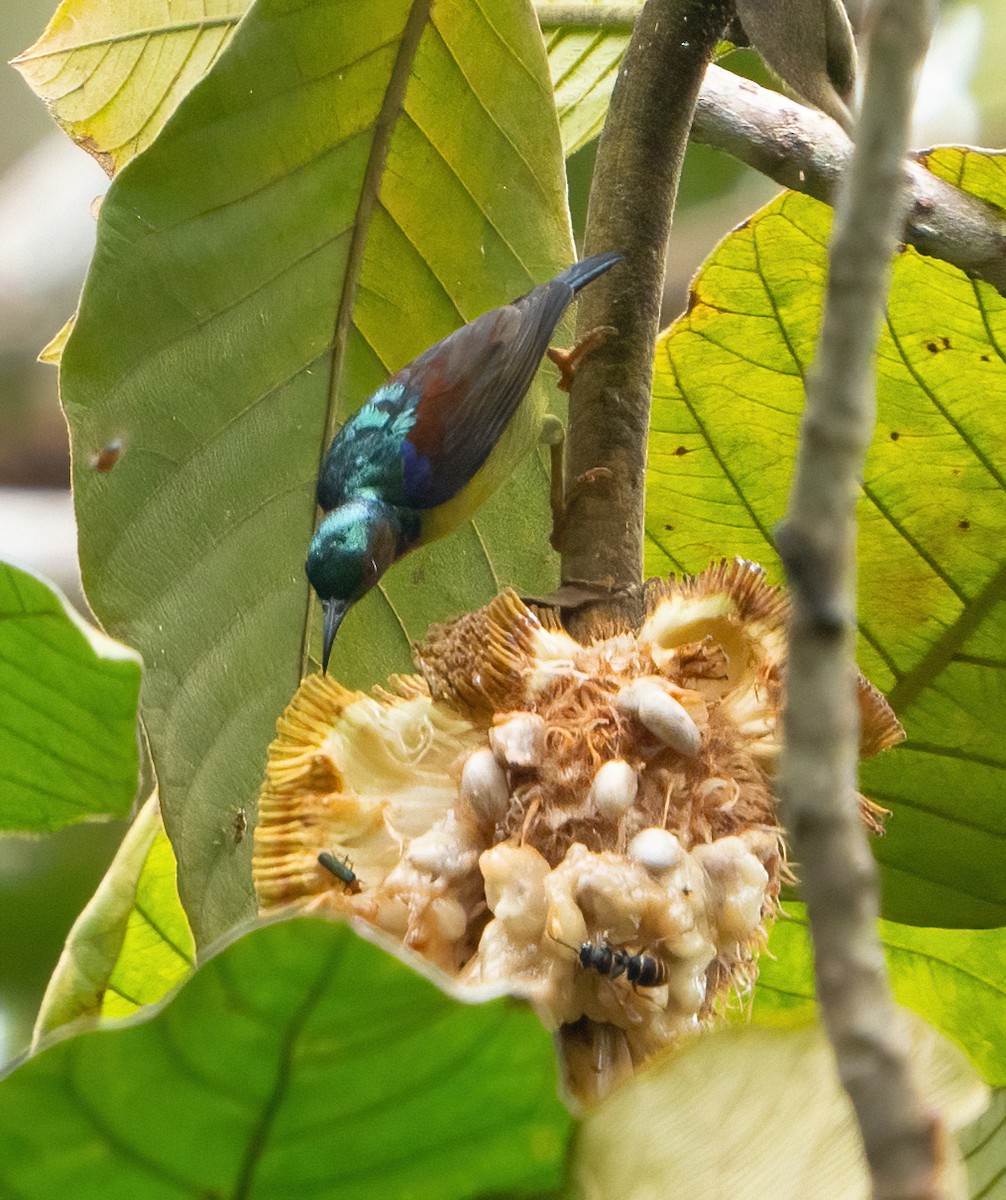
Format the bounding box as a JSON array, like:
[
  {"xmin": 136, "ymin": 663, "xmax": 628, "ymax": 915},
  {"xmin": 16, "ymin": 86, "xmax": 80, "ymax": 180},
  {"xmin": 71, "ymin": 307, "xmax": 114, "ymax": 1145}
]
[{"xmin": 306, "ymin": 251, "xmax": 622, "ymax": 670}]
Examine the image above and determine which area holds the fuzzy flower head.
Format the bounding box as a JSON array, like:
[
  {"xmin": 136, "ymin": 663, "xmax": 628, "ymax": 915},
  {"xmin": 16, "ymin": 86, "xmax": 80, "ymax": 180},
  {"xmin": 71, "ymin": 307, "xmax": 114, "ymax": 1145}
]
[{"xmin": 254, "ymin": 561, "xmax": 902, "ymax": 1101}]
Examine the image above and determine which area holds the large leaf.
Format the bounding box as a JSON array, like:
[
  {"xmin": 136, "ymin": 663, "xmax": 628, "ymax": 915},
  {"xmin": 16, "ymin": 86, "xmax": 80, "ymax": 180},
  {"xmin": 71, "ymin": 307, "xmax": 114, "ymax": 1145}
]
[
  {"xmin": 12, "ymin": 0, "xmax": 249, "ymax": 174},
  {"xmin": 60, "ymin": 0, "xmax": 574, "ymax": 947},
  {"xmin": 0, "ymin": 917, "xmax": 571, "ymax": 1199},
  {"xmin": 14, "ymin": 0, "xmax": 634, "ymax": 170},
  {"xmin": 0, "ymin": 561, "xmax": 140, "ymax": 833},
  {"xmin": 752, "ymin": 906, "xmax": 1006, "ymax": 1087},
  {"xmin": 33, "ymin": 795, "xmax": 194, "ymax": 1041},
  {"xmin": 573, "ymin": 1021, "xmax": 983, "ymax": 1200},
  {"xmin": 646, "ymin": 159, "xmax": 1006, "ymax": 929}
]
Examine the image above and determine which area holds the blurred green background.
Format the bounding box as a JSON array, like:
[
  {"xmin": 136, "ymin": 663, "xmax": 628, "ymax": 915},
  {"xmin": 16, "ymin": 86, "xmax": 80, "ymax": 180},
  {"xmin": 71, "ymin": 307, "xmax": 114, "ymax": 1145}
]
[
  {"xmin": 1, "ymin": 0, "xmax": 1003, "ymax": 1063},
  {"xmin": 1, "ymin": 0, "xmax": 124, "ymax": 1061}
]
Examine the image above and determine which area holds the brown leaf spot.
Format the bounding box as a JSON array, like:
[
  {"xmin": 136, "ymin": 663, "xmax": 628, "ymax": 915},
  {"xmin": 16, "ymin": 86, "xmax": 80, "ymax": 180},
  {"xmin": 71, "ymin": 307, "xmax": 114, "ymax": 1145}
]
[{"xmin": 92, "ymin": 439, "xmax": 123, "ymax": 472}]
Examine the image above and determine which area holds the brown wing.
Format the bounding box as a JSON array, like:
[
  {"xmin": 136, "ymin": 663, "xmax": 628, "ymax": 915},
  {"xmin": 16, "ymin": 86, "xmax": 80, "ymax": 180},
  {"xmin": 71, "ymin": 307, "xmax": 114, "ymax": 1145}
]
[{"xmin": 395, "ymin": 279, "xmax": 574, "ymax": 509}]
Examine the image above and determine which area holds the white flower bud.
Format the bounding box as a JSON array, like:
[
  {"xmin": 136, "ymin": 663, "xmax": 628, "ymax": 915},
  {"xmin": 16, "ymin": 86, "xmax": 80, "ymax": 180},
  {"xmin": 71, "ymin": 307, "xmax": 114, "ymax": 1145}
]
[
  {"xmin": 588, "ymin": 759, "xmax": 639, "ymax": 819},
  {"xmin": 628, "ymin": 827, "xmax": 684, "ymax": 872},
  {"xmin": 490, "ymin": 712, "xmax": 545, "ymax": 768},
  {"xmin": 617, "ymin": 679, "xmax": 702, "ymax": 757},
  {"xmin": 460, "ymin": 747, "xmax": 510, "ymax": 823}
]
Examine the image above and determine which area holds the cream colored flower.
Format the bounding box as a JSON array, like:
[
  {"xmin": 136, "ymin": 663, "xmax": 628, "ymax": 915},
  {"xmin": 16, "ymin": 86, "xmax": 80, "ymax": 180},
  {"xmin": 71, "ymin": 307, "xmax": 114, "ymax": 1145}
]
[{"xmin": 254, "ymin": 560, "xmax": 902, "ymax": 1101}]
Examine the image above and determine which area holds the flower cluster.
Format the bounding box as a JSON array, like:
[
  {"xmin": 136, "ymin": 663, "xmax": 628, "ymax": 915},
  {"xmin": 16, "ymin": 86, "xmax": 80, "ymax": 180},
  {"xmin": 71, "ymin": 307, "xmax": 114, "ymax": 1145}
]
[{"xmin": 253, "ymin": 561, "xmax": 902, "ymax": 1100}]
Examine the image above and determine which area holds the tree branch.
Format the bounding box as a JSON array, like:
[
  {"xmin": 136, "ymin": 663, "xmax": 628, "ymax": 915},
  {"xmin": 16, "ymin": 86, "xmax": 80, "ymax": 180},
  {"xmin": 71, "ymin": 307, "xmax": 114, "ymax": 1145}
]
[
  {"xmin": 559, "ymin": 0, "xmax": 733, "ymax": 635},
  {"xmin": 775, "ymin": 1, "xmax": 947, "ymax": 1197},
  {"xmin": 693, "ymin": 64, "xmax": 1006, "ymax": 299},
  {"xmin": 536, "ymin": 5, "xmax": 1006, "ymax": 296},
  {"xmin": 537, "ymin": 3, "xmax": 639, "ymax": 28}
]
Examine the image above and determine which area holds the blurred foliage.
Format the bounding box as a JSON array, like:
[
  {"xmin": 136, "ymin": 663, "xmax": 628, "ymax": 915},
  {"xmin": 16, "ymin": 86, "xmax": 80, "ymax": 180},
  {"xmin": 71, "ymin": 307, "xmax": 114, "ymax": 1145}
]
[
  {"xmin": 0, "ymin": 0, "xmax": 57, "ymax": 172},
  {"xmin": 0, "ymin": 820, "xmax": 124, "ymax": 1057},
  {"xmin": 755, "ymin": 906, "xmax": 1006, "ymax": 1086},
  {"xmin": 575, "ymin": 1020, "xmax": 984, "ymax": 1200},
  {"xmin": 960, "ymin": 1088, "xmax": 1006, "ymax": 1199}
]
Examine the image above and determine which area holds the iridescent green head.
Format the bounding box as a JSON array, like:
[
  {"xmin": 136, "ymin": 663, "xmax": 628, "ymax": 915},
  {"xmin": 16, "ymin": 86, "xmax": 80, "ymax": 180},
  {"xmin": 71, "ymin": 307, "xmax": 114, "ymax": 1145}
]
[{"xmin": 305, "ymin": 498, "xmax": 413, "ymax": 671}]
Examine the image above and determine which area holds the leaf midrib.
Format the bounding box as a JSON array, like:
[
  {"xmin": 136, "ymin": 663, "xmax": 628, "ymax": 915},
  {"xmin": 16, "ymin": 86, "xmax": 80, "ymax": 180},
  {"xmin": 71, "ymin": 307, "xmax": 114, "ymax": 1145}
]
[
  {"xmin": 299, "ymin": 0, "xmax": 434, "ymax": 677},
  {"xmin": 13, "ymin": 16, "xmax": 243, "ymax": 64},
  {"xmin": 887, "ymin": 557, "xmax": 1006, "ymax": 714}
]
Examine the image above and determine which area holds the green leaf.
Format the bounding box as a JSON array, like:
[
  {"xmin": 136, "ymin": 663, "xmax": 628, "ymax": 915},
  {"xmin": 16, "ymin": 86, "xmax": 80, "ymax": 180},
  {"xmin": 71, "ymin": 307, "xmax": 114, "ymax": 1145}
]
[
  {"xmin": 538, "ymin": 3, "xmax": 637, "ymax": 157},
  {"xmin": 60, "ymin": 0, "xmax": 574, "ymax": 946},
  {"xmin": 12, "ymin": 0, "xmax": 249, "ymax": 174},
  {"xmin": 0, "ymin": 917, "xmax": 570, "ymax": 1199},
  {"xmin": 752, "ymin": 906, "xmax": 1006, "ymax": 1086},
  {"xmin": 573, "ymin": 1021, "xmax": 983, "ymax": 1200},
  {"xmin": 0, "ymin": 561, "xmax": 140, "ymax": 833},
  {"xmin": 961, "ymin": 1088, "xmax": 1006, "ymax": 1200},
  {"xmin": 33, "ymin": 795, "xmax": 194, "ymax": 1041},
  {"xmin": 646, "ymin": 162, "xmax": 1006, "ymax": 928}
]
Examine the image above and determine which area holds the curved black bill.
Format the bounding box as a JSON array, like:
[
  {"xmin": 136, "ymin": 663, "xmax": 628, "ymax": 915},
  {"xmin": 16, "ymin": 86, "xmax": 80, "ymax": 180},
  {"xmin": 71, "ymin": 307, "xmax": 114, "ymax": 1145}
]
[{"xmin": 321, "ymin": 600, "xmax": 349, "ymax": 673}]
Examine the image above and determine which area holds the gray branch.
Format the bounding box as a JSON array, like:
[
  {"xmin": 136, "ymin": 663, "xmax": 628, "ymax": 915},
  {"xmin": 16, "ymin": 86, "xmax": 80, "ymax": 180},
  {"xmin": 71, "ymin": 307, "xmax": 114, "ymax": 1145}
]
[
  {"xmin": 536, "ymin": 5, "xmax": 1006, "ymax": 294},
  {"xmin": 693, "ymin": 64, "xmax": 1006, "ymax": 298},
  {"xmin": 560, "ymin": 0, "xmax": 733, "ymax": 635},
  {"xmin": 775, "ymin": 1, "xmax": 947, "ymax": 1197},
  {"xmin": 537, "ymin": 3, "xmax": 639, "ymax": 27}
]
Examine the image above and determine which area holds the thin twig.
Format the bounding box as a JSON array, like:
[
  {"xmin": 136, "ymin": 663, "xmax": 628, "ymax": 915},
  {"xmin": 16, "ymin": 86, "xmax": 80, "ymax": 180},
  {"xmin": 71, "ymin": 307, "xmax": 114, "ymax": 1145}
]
[
  {"xmin": 559, "ymin": 0, "xmax": 733, "ymax": 636},
  {"xmin": 775, "ymin": 1, "xmax": 946, "ymax": 1197},
  {"xmin": 535, "ymin": 3, "xmax": 1006, "ymax": 296},
  {"xmin": 693, "ymin": 65, "xmax": 1006, "ymax": 298},
  {"xmin": 537, "ymin": 2, "xmax": 639, "ymax": 28}
]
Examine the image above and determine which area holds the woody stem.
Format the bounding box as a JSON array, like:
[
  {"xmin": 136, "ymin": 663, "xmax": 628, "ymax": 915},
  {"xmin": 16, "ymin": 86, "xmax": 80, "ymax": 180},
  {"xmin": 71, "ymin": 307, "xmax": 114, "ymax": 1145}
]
[{"xmin": 559, "ymin": 0, "xmax": 733, "ymax": 636}]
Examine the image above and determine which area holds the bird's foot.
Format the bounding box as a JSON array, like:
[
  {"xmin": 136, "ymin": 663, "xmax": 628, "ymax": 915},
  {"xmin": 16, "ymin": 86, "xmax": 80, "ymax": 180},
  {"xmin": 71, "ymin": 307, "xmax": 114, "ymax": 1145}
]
[
  {"xmin": 546, "ymin": 325, "xmax": 618, "ymax": 392},
  {"xmin": 540, "ymin": 415, "xmax": 614, "ymax": 552},
  {"xmin": 540, "ymin": 416, "xmax": 567, "ymax": 552},
  {"xmin": 549, "ymin": 466, "xmax": 614, "ymax": 553},
  {"xmin": 569, "ymin": 466, "xmax": 614, "ymax": 501}
]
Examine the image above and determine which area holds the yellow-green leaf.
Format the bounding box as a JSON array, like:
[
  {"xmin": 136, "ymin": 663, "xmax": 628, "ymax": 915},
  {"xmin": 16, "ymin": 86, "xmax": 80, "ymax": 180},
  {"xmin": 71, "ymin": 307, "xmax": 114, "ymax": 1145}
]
[
  {"xmin": 33, "ymin": 795, "xmax": 194, "ymax": 1041},
  {"xmin": 12, "ymin": 0, "xmax": 249, "ymax": 174},
  {"xmin": 647, "ymin": 156, "xmax": 1006, "ymax": 929},
  {"xmin": 37, "ymin": 313, "xmax": 75, "ymax": 365}
]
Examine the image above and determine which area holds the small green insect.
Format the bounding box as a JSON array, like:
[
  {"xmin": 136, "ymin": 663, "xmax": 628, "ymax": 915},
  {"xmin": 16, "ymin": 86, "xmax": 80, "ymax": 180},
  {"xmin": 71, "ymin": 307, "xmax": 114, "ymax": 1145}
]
[{"xmin": 317, "ymin": 850, "xmax": 361, "ymax": 894}]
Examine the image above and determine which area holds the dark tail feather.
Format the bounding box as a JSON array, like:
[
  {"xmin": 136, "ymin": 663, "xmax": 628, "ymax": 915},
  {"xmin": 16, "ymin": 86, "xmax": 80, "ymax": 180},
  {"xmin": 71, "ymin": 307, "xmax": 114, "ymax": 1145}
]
[{"xmin": 556, "ymin": 251, "xmax": 623, "ymax": 294}]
